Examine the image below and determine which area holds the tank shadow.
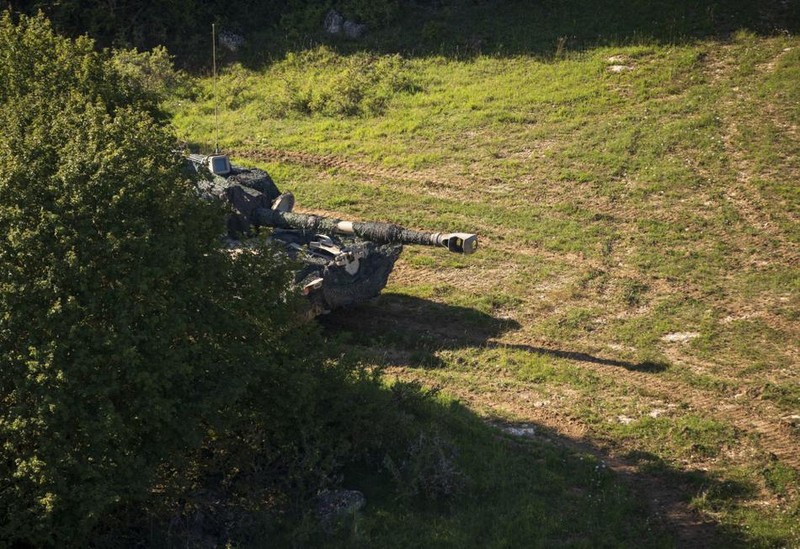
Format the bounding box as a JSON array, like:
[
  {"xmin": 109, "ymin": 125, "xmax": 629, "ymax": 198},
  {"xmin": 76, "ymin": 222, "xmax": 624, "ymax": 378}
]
[{"xmin": 319, "ymin": 293, "xmax": 666, "ymax": 372}]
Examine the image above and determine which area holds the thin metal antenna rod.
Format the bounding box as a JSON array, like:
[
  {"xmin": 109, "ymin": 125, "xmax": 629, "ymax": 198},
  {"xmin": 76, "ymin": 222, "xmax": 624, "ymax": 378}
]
[{"xmin": 212, "ymin": 23, "xmax": 219, "ymax": 154}]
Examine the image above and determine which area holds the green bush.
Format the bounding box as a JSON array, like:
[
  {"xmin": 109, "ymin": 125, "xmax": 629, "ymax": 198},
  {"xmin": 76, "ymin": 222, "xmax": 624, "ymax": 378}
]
[
  {"xmin": 384, "ymin": 431, "xmax": 466, "ymax": 502},
  {"xmin": 110, "ymin": 46, "xmax": 188, "ymax": 102},
  {"xmin": 271, "ymin": 45, "xmax": 418, "ymax": 117},
  {"xmin": 0, "ymin": 12, "xmax": 304, "ymax": 545},
  {"xmin": 338, "ymin": 0, "xmax": 400, "ymax": 26}
]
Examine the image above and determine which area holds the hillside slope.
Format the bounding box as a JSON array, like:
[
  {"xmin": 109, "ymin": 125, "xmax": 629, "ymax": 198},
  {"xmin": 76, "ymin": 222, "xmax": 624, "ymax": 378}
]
[{"xmin": 173, "ymin": 29, "xmax": 799, "ymax": 546}]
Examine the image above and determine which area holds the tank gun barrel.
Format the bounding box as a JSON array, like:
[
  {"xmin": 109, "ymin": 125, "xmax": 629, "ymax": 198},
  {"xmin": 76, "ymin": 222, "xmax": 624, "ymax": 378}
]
[{"xmin": 254, "ymin": 209, "xmax": 478, "ymax": 254}]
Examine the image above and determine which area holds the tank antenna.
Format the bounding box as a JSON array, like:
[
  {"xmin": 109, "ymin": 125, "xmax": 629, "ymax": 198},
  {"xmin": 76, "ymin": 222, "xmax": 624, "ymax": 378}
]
[{"xmin": 212, "ymin": 23, "xmax": 219, "ymax": 154}]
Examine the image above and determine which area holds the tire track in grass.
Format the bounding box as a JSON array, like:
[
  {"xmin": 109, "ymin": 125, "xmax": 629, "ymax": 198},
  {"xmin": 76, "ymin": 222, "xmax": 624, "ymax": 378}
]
[
  {"xmin": 391, "ymin": 357, "xmax": 794, "ymax": 547},
  {"xmin": 231, "ymin": 147, "xmax": 471, "ymax": 198},
  {"xmin": 705, "ymin": 44, "xmax": 800, "ymax": 261},
  {"xmin": 369, "ymin": 310, "xmax": 800, "ymax": 472},
  {"xmin": 492, "ymin": 337, "xmax": 800, "ymax": 471},
  {"xmin": 235, "ymin": 147, "xmax": 795, "ymax": 330},
  {"xmin": 366, "ymin": 296, "xmax": 800, "ymax": 472},
  {"xmin": 247, "ymin": 143, "xmax": 798, "ymax": 537}
]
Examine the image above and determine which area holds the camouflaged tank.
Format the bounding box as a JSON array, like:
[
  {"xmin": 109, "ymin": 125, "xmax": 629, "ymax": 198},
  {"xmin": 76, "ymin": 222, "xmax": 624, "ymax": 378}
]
[{"xmin": 188, "ymin": 153, "xmax": 478, "ymax": 315}]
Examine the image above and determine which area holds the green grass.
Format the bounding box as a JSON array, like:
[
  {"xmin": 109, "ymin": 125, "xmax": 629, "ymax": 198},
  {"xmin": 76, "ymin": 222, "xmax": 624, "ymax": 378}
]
[{"xmin": 171, "ymin": 13, "xmax": 800, "ymax": 547}]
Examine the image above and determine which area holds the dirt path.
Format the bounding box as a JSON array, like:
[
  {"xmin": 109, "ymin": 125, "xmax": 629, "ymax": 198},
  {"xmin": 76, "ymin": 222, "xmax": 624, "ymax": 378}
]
[{"xmin": 231, "ymin": 146, "xmax": 472, "ymax": 191}]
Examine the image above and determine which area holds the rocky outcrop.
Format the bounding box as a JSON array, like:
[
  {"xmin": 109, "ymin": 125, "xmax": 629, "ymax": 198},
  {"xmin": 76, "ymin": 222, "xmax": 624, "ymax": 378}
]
[{"xmin": 323, "ymin": 9, "xmax": 366, "ymax": 39}]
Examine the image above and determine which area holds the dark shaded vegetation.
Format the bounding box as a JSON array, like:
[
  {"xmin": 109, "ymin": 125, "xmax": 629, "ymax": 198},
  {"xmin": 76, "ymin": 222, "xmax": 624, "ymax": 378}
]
[
  {"xmin": 358, "ymin": 0, "xmax": 800, "ymax": 61},
  {"xmin": 4, "ymin": 0, "xmax": 800, "ymax": 68},
  {"xmin": 4, "ymin": 0, "xmax": 404, "ymax": 67}
]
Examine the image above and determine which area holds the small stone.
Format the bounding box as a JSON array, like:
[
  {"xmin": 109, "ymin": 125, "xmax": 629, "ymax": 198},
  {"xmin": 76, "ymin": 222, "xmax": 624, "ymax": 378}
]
[
  {"xmin": 315, "ymin": 489, "xmax": 365, "ymax": 525},
  {"xmin": 617, "ymin": 415, "xmax": 634, "ymax": 425},
  {"xmin": 503, "ymin": 424, "xmax": 537, "ymax": 437},
  {"xmin": 607, "ymin": 65, "xmax": 635, "ymax": 73},
  {"xmin": 781, "ymin": 415, "xmax": 800, "ymax": 429},
  {"xmin": 661, "ymin": 332, "xmax": 699, "ymax": 343}
]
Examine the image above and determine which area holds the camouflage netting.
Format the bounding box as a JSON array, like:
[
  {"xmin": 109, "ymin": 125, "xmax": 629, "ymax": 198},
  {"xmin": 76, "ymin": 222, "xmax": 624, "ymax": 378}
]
[
  {"xmin": 282, "ymin": 231, "xmax": 402, "ymax": 313},
  {"xmin": 320, "ymin": 240, "xmax": 401, "ymax": 309},
  {"xmin": 227, "ymin": 168, "xmax": 280, "ymax": 201},
  {"xmin": 195, "ymin": 167, "xmax": 281, "ymax": 236}
]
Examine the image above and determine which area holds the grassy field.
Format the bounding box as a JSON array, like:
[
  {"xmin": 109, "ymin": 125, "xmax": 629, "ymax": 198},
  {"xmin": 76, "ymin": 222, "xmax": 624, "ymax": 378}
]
[{"xmin": 171, "ymin": 10, "xmax": 799, "ymax": 546}]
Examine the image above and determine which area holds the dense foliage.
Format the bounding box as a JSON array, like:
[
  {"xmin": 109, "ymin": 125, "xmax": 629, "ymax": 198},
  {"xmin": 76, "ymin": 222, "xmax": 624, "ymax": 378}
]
[
  {"xmin": 0, "ymin": 13, "xmax": 446, "ymax": 545},
  {"xmin": 270, "ymin": 46, "xmax": 417, "ymax": 117},
  {"xmin": 0, "ymin": 12, "xmax": 329, "ymax": 545}
]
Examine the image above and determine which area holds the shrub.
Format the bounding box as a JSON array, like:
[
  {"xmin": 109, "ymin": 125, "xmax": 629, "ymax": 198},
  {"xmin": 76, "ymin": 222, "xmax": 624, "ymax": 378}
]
[
  {"xmin": 270, "ymin": 45, "xmax": 419, "ymax": 117},
  {"xmin": 0, "ymin": 12, "xmax": 302, "ymax": 545},
  {"xmin": 110, "ymin": 45, "xmax": 188, "ymax": 102}
]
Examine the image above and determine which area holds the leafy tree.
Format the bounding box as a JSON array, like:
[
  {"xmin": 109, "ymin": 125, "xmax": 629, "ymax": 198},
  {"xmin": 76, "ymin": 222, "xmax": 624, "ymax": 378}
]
[{"xmin": 0, "ymin": 12, "xmax": 303, "ymax": 544}]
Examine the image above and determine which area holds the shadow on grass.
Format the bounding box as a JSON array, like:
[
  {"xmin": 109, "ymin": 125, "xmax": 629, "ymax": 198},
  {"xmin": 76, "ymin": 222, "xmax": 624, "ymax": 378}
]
[
  {"xmin": 314, "ymin": 296, "xmax": 762, "ymax": 547},
  {"xmin": 319, "ymin": 293, "xmax": 666, "ymax": 372},
  {"xmin": 314, "ymin": 373, "xmax": 757, "ymax": 547},
  {"xmin": 491, "ymin": 342, "xmax": 669, "ymax": 373}
]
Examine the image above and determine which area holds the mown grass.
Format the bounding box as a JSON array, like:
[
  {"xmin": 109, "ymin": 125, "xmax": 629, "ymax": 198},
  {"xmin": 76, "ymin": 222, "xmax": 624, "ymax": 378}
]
[{"xmin": 171, "ymin": 13, "xmax": 799, "ymax": 547}]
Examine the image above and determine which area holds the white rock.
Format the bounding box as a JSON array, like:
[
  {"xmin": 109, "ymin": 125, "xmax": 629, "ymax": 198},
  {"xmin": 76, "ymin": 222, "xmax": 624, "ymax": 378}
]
[
  {"xmin": 781, "ymin": 415, "xmax": 800, "ymax": 428},
  {"xmin": 343, "ymin": 20, "xmax": 367, "ymax": 39},
  {"xmin": 218, "ymin": 30, "xmax": 245, "ymax": 52},
  {"xmin": 324, "ymin": 9, "xmax": 344, "ymax": 34},
  {"xmin": 499, "ymin": 423, "xmax": 537, "ymax": 437},
  {"xmin": 661, "ymin": 332, "xmax": 699, "ymax": 343},
  {"xmin": 607, "ymin": 65, "xmax": 635, "ymax": 73}
]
